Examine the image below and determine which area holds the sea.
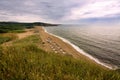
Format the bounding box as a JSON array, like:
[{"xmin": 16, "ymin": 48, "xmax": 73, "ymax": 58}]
[{"xmin": 44, "ymin": 24, "xmax": 120, "ymax": 70}]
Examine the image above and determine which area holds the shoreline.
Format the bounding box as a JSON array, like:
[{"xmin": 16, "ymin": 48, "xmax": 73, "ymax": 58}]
[{"xmin": 38, "ymin": 26, "xmax": 118, "ymax": 70}]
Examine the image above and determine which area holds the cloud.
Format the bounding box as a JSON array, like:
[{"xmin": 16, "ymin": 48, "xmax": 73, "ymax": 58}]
[
  {"xmin": 0, "ymin": 0, "xmax": 120, "ymax": 24},
  {"xmin": 24, "ymin": 0, "xmax": 36, "ymax": 6},
  {"xmin": 0, "ymin": 0, "xmax": 57, "ymax": 23},
  {"xmin": 0, "ymin": 0, "xmax": 88, "ymax": 23},
  {"xmin": 0, "ymin": 11, "xmax": 55, "ymax": 23},
  {"xmin": 63, "ymin": 0, "xmax": 120, "ymax": 21}
]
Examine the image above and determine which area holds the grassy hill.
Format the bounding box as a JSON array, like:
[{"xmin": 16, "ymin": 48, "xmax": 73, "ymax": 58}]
[{"xmin": 0, "ymin": 34, "xmax": 120, "ymax": 80}]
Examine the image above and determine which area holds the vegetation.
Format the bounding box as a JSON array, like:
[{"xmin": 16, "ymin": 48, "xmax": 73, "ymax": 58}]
[
  {"xmin": 0, "ymin": 22, "xmax": 58, "ymax": 33},
  {"xmin": 9, "ymin": 30, "xmax": 26, "ymax": 33},
  {"xmin": 0, "ymin": 22, "xmax": 33, "ymax": 33},
  {"xmin": 0, "ymin": 33, "xmax": 17, "ymax": 44},
  {"xmin": 0, "ymin": 35, "xmax": 120, "ymax": 80}
]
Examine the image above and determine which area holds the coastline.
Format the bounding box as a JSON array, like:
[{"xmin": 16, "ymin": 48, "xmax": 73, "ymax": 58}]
[{"xmin": 37, "ymin": 26, "xmax": 117, "ymax": 70}]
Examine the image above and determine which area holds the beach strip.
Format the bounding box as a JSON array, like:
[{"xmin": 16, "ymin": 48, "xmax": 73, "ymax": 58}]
[{"xmin": 36, "ymin": 26, "xmax": 113, "ymax": 70}]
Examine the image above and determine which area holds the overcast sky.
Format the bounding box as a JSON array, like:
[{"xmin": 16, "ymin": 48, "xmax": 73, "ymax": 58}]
[{"xmin": 0, "ymin": 0, "xmax": 120, "ymax": 24}]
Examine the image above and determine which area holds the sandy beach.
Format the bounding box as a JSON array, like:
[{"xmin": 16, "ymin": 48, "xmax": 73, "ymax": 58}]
[{"xmin": 35, "ymin": 26, "xmax": 107, "ymax": 69}]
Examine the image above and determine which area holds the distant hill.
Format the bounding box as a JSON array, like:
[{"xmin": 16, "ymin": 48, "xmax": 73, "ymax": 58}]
[
  {"xmin": 32, "ymin": 22, "xmax": 59, "ymax": 26},
  {"xmin": 0, "ymin": 22, "xmax": 59, "ymax": 26},
  {"xmin": 0, "ymin": 22, "xmax": 59, "ymax": 33}
]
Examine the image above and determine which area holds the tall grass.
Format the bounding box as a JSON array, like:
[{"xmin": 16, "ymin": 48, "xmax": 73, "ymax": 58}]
[{"xmin": 0, "ymin": 35, "xmax": 120, "ymax": 80}]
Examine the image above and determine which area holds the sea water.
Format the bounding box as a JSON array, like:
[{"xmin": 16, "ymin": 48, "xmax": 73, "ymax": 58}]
[{"xmin": 44, "ymin": 25, "xmax": 120, "ymax": 70}]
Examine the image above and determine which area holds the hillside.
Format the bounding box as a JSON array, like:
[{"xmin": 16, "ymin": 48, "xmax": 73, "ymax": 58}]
[{"xmin": 0, "ymin": 27, "xmax": 120, "ymax": 80}]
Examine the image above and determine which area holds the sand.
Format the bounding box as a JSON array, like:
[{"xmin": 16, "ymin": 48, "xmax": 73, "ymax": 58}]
[{"xmin": 35, "ymin": 26, "xmax": 107, "ymax": 69}]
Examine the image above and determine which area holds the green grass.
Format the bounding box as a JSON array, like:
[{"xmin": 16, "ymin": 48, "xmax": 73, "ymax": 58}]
[
  {"xmin": 0, "ymin": 22, "xmax": 57, "ymax": 33},
  {"xmin": 9, "ymin": 30, "xmax": 26, "ymax": 33},
  {"xmin": 0, "ymin": 36, "xmax": 11, "ymax": 44},
  {"xmin": 0, "ymin": 33, "xmax": 17, "ymax": 44},
  {"xmin": 0, "ymin": 35, "xmax": 120, "ymax": 80},
  {"xmin": 0, "ymin": 22, "xmax": 33, "ymax": 33}
]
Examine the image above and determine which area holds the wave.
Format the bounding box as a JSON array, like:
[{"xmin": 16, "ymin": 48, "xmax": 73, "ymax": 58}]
[{"xmin": 43, "ymin": 27, "xmax": 118, "ymax": 70}]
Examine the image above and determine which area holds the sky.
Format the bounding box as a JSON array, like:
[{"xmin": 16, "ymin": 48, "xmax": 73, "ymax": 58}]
[{"xmin": 0, "ymin": 0, "xmax": 120, "ymax": 24}]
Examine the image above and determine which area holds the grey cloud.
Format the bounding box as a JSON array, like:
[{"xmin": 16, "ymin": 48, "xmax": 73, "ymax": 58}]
[
  {"xmin": 1, "ymin": 0, "xmax": 118, "ymax": 24},
  {"xmin": 0, "ymin": 0, "xmax": 82, "ymax": 22}
]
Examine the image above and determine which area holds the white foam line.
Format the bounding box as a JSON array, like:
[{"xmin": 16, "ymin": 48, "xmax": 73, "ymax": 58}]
[{"xmin": 42, "ymin": 27, "xmax": 118, "ymax": 70}]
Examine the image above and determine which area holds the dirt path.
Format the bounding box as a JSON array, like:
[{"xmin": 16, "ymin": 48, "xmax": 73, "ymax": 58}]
[
  {"xmin": 2, "ymin": 28, "xmax": 35, "ymax": 46},
  {"xmin": 17, "ymin": 29, "xmax": 34, "ymax": 39}
]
